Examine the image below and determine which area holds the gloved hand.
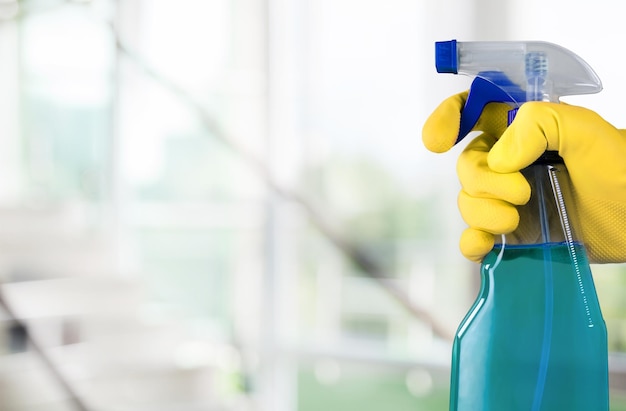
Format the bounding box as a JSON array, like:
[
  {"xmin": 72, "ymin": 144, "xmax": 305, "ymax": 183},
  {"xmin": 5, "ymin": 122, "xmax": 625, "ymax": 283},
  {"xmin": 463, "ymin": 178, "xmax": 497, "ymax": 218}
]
[{"xmin": 422, "ymin": 91, "xmax": 626, "ymax": 264}]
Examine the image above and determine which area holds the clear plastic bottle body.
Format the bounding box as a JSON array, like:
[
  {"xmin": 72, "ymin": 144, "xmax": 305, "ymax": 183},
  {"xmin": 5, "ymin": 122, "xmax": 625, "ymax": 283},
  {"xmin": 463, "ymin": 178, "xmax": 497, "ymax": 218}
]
[{"xmin": 449, "ymin": 159, "xmax": 608, "ymax": 411}]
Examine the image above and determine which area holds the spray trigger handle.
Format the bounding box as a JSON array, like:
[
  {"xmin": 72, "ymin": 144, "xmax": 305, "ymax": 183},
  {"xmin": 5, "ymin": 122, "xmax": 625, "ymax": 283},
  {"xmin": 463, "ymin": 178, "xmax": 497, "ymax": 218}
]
[{"xmin": 457, "ymin": 73, "xmax": 526, "ymax": 145}]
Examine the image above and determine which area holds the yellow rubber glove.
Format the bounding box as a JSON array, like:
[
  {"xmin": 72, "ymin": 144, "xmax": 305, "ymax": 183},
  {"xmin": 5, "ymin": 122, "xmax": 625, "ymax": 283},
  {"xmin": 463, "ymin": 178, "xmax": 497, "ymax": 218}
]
[{"xmin": 423, "ymin": 91, "xmax": 626, "ymax": 264}]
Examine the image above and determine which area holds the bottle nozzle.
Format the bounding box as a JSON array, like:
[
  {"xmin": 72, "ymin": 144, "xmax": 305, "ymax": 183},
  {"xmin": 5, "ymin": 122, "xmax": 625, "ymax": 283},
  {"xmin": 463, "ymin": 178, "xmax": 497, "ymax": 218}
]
[{"xmin": 435, "ymin": 40, "xmax": 458, "ymax": 74}]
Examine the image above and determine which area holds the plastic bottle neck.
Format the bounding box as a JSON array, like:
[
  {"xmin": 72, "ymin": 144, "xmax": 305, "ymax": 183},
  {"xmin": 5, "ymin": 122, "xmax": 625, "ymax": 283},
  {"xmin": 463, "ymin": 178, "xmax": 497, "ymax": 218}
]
[
  {"xmin": 532, "ymin": 150, "xmax": 563, "ymax": 165},
  {"xmin": 499, "ymin": 161, "xmax": 580, "ymax": 247}
]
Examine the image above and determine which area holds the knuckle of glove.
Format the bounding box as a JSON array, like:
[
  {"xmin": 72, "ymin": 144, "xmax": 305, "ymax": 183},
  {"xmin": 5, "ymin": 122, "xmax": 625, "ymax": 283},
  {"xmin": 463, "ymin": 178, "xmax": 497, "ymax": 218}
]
[
  {"xmin": 457, "ymin": 137, "xmax": 531, "ymax": 206},
  {"xmin": 460, "ymin": 228, "xmax": 495, "ymax": 263},
  {"xmin": 457, "ymin": 134, "xmax": 493, "ymax": 190},
  {"xmin": 458, "ymin": 191, "xmax": 519, "ymax": 234}
]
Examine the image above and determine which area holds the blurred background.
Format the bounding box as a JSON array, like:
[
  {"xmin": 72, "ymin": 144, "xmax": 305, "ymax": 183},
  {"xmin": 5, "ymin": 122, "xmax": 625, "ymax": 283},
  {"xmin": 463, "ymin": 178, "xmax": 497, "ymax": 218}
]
[{"xmin": 0, "ymin": 0, "xmax": 626, "ymax": 410}]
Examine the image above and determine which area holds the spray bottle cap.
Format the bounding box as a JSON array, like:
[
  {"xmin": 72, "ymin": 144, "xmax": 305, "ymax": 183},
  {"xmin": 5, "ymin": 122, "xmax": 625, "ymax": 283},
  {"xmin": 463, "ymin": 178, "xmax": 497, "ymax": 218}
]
[{"xmin": 435, "ymin": 40, "xmax": 603, "ymax": 144}]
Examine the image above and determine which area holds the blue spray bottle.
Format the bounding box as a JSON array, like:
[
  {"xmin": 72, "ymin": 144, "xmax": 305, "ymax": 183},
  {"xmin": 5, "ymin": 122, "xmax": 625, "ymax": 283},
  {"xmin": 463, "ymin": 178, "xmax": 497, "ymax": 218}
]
[{"xmin": 434, "ymin": 40, "xmax": 609, "ymax": 410}]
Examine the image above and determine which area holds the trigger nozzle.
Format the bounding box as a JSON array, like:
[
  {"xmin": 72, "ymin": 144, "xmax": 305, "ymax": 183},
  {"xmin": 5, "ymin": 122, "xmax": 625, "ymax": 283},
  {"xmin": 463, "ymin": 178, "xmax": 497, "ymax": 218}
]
[{"xmin": 436, "ymin": 40, "xmax": 458, "ymax": 74}]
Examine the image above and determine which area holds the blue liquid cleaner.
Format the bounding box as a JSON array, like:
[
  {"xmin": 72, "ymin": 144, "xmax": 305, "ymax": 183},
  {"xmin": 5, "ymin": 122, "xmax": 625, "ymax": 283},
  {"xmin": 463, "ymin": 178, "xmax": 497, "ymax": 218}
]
[{"xmin": 450, "ymin": 242, "xmax": 608, "ymax": 411}]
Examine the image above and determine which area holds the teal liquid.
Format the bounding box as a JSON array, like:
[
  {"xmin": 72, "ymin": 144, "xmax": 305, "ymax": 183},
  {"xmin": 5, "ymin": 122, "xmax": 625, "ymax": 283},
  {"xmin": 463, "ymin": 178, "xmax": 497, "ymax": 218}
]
[{"xmin": 450, "ymin": 243, "xmax": 608, "ymax": 411}]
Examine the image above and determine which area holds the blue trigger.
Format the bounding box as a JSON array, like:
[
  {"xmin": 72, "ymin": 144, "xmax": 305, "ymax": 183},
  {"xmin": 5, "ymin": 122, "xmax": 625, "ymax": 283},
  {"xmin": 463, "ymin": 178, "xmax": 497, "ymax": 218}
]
[{"xmin": 457, "ymin": 72, "xmax": 526, "ymax": 144}]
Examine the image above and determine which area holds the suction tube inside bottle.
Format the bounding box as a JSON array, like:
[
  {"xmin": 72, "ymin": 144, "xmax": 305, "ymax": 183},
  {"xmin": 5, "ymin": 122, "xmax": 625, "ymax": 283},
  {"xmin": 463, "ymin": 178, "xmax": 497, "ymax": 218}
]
[
  {"xmin": 524, "ymin": 50, "xmax": 591, "ymax": 410},
  {"xmin": 523, "ymin": 51, "xmax": 554, "ymax": 410},
  {"xmin": 532, "ymin": 165, "xmax": 554, "ymax": 411}
]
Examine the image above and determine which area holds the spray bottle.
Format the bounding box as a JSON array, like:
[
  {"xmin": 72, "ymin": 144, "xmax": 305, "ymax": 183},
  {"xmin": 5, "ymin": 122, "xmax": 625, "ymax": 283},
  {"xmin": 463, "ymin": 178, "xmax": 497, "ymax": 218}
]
[{"xmin": 434, "ymin": 40, "xmax": 609, "ymax": 410}]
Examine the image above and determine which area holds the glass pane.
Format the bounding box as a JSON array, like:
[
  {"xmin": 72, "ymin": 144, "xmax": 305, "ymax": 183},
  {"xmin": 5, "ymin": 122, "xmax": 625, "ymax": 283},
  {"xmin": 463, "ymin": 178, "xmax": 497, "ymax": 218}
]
[{"xmin": 20, "ymin": 5, "xmax": 113, "ymax": 204}]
